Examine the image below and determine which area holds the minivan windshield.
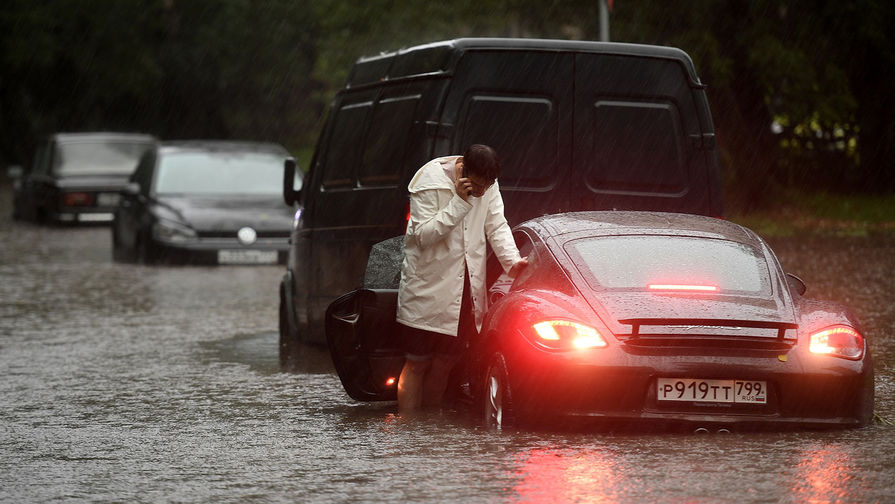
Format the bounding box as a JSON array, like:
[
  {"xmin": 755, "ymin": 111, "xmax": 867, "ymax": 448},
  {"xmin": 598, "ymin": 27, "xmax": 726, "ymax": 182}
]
[
  {"xmin": 54, "ymin": 140, "xmax": 153, "ymax": 176},
  {"xmin": 154, "ymin": 151, "xmax": 295, "ymax": 196},
  {"xmin": 565, "ymin": 235, "xmax": 772, "ymax": 294}
]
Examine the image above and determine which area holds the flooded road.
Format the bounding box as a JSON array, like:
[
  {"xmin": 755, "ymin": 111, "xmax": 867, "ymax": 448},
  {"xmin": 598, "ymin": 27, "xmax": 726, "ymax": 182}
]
[{"xmin": 1, "ymin": 182, "xmax": 894, "ymax": 503}]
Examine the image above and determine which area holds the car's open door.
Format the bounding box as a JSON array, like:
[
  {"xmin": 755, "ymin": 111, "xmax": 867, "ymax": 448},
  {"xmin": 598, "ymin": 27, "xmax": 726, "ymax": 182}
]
[{"xmin": 325, "ymin": 288, "xmax": 404, "ymax": 401}]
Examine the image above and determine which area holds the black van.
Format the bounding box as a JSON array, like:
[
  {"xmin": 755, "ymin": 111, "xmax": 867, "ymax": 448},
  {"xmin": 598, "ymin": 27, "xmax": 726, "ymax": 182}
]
[{"xmin": 280, "ymin": 38, "xmax": 723, "ymax": 354}]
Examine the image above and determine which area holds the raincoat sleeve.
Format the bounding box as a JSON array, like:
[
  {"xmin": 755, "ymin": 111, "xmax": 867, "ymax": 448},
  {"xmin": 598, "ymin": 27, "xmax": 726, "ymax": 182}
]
[
  {"xmin": 483, "ymin": 181, "xmax": 522, "ymax": 272},
  {"xmin": 407, "ymin": 188, "xmax": 472, "ymax": 249}
]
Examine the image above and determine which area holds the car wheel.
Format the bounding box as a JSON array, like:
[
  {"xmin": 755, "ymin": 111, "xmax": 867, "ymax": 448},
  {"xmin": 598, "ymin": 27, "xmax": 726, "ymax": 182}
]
[
  {"xmin": 136, "ymin": 232, "xmax": 155, "ymax": 264},
  {"xmin": 483, "ymin": 352, "xmax": 515, "ymax": 429},
  {"xmin": 278, "ymin": 283, "xmax": 299, "ymax": 370},
  {"xmin": 111, "ymin": 225, "xmax": 134, "ymax": 263}
]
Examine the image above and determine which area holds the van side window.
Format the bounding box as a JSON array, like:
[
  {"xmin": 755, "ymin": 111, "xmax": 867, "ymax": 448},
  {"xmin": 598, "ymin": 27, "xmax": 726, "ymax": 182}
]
[
  {"xmin": 459, "ymin": 95, "xmax": 556, "ymax": 189},
  {"xmin": 323, "ymin": 101, "xmax": 373, "ymax": 189},
  {"xmin": 360, "ymin": 94, "xmax": 420, "ymax": 186},
  {"xmin": 587, "ymin": 101, "xmax": 685, "ymax": 193}
]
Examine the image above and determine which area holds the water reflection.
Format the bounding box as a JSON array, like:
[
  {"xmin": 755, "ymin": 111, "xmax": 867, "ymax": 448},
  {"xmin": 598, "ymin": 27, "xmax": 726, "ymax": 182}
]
[
  {"xmin": 510, "ymin": 447, "xmax": 624, "ymax": 503},
  {"xmin": 790, "ymin": 442, "xmax": 863, "ymax": 504}
]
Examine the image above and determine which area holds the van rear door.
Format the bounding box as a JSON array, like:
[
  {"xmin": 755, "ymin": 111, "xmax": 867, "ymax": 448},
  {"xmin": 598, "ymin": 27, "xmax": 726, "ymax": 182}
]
[
  {"xmin": 572, "ymin": 52, "xmax": 715, "ymax": 215},
  {"xmin": 440, "ymin": 50, "xmax": 574, "ymax": 226}
]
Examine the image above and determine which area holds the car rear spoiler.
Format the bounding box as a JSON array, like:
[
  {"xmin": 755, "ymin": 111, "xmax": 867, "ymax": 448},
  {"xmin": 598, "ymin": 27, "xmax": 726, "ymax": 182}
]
[{"xmin": 618, "ymin": 318, "xmax": 799, "ymax": 340}]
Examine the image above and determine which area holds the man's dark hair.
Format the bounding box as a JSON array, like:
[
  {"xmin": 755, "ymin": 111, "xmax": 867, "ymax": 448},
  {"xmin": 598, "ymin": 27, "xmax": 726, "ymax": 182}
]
[{"xmin": 462, "ymin": 144, "xmax": 500, "ymax": 181}]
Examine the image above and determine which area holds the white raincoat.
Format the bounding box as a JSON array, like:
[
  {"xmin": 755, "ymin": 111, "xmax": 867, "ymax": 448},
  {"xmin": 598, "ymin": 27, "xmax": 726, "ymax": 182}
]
[{"xmin": 396, "ymin": 156, "xmax": 522, "ymax": 336}]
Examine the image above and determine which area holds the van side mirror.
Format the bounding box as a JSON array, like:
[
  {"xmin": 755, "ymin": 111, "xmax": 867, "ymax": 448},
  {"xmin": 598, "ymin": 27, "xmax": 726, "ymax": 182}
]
[
  {"xmin": 6, "ymin": 165, "xmax": 23, "ymax": 180},
  {"xmin": 786, "ymin": 273, "xmax": 807, "ymax": 296},
  {"xmin": 121, "ymin": 182, "xmax": 141, "ymax": 196},
  {"xmin": 283, "ymin": 157, "xmax": 300, "ymax": 206}
]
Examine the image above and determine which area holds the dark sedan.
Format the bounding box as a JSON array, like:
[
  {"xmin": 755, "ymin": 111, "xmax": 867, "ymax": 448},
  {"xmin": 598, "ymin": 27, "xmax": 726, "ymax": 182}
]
[
  {"xmin": 325, "ymin": 211, "xmax": 873, "ymax": 431},
  {"xmin": 11, "ymin": 132, "xmax": 156, "ymax": 224},
  {"xmin": 112, "ymin": 141, "xmax": 300, "ymax": 265}
]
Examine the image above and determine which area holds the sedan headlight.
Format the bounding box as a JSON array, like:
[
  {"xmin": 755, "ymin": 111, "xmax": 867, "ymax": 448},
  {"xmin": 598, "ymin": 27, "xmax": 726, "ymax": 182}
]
[{"xmin": 152, "ymin": 219, "xmax": 197, "ymax": 243}]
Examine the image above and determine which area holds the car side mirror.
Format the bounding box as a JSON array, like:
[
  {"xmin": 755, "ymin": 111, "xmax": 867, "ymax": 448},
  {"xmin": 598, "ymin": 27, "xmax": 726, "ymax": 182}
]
[
  {"xmin": 283, "ymin": 157, "xmax": 301, "ymax": 206},
  {"xmin": 6, "ymin": 165, "xmax": 23, "ymax": 180},
  {"xmin": 786, "ymin": 273, "xmax": 807, "ymax": 296}
]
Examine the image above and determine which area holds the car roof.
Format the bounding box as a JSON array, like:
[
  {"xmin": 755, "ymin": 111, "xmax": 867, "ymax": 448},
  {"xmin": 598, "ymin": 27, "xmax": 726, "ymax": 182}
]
[
  {"xmin": 347, "ymin": 37, "xmax": 702, "ymax": 89},
  {"xmin": 51, "ymin": 132, "xmax": 157, "ymax": 144},
  {"xmin": 158, "ymin": 140, "xmax": 289, "ymax": 156},
  {"xmin": 520, "ymin": 211, "xmax": 762, "ymax": 246}
]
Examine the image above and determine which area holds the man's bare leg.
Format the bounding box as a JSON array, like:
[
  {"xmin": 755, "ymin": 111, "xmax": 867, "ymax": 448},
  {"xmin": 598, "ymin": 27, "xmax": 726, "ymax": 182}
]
[
  {"xmin": 397, "ymin": 358, "xmax": 430, "ymax": 413},
  {"xmin": 421, "ymin": 354, "xmax": 458, "ymax": 408}
]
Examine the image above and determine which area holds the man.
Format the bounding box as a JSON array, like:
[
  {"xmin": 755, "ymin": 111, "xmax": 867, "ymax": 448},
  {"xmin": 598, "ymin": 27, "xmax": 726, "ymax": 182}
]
[{"xmin": 396, "ymin": 144, "xmax": 527, "ymax": 413}]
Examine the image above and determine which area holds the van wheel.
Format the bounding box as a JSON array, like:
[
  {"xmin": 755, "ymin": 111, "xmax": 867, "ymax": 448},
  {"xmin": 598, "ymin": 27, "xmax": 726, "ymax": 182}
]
[
  {"xmin": 278, "ymin": 284, "xmax": 299, "ymax": 370},
  {"xmin": 483, "ymin": 352, "xmax": 515, "ymax": 429}
]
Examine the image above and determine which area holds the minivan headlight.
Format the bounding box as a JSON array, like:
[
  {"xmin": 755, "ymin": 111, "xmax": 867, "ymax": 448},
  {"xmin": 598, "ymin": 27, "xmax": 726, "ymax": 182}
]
[{"xmin": 153, "ymin": 219, "xmax": 197, "ymax": 243}]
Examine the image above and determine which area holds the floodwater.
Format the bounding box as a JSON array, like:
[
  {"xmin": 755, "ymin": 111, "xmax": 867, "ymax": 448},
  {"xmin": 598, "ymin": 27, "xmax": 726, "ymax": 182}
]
[{"xmin": 1, "ymin": 182, "xmax": 894, "ymax": 503}]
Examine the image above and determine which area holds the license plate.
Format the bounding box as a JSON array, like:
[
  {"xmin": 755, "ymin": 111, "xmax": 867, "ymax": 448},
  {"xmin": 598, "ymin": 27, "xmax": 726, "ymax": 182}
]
[
  {"xmin": 96, "ymin": 192, "xmax": 120, "ymax": 207},
  {"xmin": 657, "ymin": 378, "xmax": 767, "ymax": 404},
  {"xmin": 218, "ymin": 249, "xmax": 278, "ymax": 265}
]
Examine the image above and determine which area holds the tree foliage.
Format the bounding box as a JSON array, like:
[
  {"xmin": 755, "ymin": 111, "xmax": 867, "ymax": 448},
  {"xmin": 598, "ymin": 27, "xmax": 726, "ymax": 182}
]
[{"xmin": 1, "ymin": 0, "xmax": 892, "ymax": 201}]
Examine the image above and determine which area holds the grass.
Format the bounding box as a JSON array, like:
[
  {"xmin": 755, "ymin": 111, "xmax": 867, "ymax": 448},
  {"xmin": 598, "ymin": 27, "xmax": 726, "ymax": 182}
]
[{"xmin": 726, "ymin": 190, "xmax": 895, "ymax": 237}]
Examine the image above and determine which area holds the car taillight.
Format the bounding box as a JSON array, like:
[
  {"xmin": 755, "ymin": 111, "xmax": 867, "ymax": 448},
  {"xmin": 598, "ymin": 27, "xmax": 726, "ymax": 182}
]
[
  {"xmin": 62, "ymin": 192, "xmax": 94, "ymax": 207},
  {"xmin": 531, "ymin": 320, "xmax": 607, "ymax": 350},
  {"xmin": 809, "ymin": 325, "xmax": 864, "ymax": 360},
  {"xmin": 648, "ymin": 284, "xmax": 719, "ymax": 292}
]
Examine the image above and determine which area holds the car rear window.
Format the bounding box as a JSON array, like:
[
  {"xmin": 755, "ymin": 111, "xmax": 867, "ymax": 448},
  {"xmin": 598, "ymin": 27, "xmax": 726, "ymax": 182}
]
[
  {"xmin": 155, "ymin": 151, "xmax": 291, "ymax": 196},
  {"xmin": 54, "ymin": 141, "xmax": 153, "ymax": 176},
  {"xmin": 565, "ymin": 235, "xmax": 772, "ymax": 294}
]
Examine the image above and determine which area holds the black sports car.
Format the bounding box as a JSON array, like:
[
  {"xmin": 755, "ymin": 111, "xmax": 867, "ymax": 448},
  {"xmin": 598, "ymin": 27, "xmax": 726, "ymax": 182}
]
[
  {"xmin": 112, "ymin": 141, "xmax": 300, "ymax": 265},
  {"xmin": 11, "ymin": 132, "xmax": 156, "ymax": 224},
  {"xmin": 325, "ymin": 211, "xmax": 873, "ymax": 431}
]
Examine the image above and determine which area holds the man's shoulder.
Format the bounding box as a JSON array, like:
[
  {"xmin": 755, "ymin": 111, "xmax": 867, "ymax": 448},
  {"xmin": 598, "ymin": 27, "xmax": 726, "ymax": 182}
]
[{"xmin": 408, "ymin": 156, "xmax": 459, "ymax": 193}]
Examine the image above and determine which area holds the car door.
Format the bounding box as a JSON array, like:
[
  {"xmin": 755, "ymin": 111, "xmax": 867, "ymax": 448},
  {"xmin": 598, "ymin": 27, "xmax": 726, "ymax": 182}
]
[
  {"xmin": 326, "ymin": 231, "xmax": 533, "ymax": 403},
  {"xmin": 326, "ymin": 288, "xmax": 404, "ymax": 402},
  {"xmin": 21, "ymin": 139, "xmax": 53, "ymax": 221},
  {"xmin": 115, "ymin": 151, "xmax": 156, "ymax": 252}
]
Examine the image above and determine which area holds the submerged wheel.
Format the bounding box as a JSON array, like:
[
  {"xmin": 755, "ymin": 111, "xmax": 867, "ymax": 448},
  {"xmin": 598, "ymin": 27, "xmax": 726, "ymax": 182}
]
[
  {"xmin": 483, "ymin": 352, "xmax": 515, "ymax": 429},
  {"xmin": 278, "ymin": 284, "xmax": 298, "ymax": 370},
  {"xmin": 111, "ymin": 224, "xmax": 135, "ymax": 263}
]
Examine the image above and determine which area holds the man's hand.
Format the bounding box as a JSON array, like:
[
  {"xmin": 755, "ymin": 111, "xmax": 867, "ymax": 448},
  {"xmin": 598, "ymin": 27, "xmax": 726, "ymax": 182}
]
[
  {"xmin": 508, "ymin": 257, "xmax": 529, "ymax": 278},
  {"xmin": 455, "ymin": 158, "xmax": 472, "ymax": 202},
  {"xmin": 455, "ymin": 176, "xmax": 473, "ymax": 202}
]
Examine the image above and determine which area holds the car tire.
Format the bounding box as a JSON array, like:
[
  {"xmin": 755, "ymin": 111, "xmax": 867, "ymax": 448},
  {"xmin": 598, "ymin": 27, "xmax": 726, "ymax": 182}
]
[
  {"xmin": 483, "ymin": 352, "xmax": 515, "ymax": 430},
  {"xmin": 111, "ymin": 225, "xmax": 135, "ymax": 263},
  {"xmin": 136, "ymin": 232, "xmax": 155, "ymax": 264},
  {"xmin": 278, "ymin": 283, "xmax": 299, "ymax": 370}
]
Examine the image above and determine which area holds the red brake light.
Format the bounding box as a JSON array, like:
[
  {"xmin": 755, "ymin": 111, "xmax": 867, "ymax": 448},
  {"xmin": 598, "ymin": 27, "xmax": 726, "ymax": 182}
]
[
  {"xmin": 648, "ymin": 284, "xmax": 719, "ymax": 292},
  {"xmin": 385, "ymin": 377, "xmax": 396, "ymax": 387},
  {"xmin": 63, "ymin": 192, "xmax": 94, "ymax": 207},
  {"xmin": 531, "ymin": 320, "xmax": 607, "ymax": 350},
  {"xmin": 809, "ymin": 325, "xmax": 864, "ymax": 360}
]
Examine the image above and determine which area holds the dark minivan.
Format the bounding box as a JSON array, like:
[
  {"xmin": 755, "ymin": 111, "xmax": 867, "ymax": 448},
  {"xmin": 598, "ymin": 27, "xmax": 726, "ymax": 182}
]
[{"xmin": 280, "ymin": 38, "xmax": 723, "ymax": 354}]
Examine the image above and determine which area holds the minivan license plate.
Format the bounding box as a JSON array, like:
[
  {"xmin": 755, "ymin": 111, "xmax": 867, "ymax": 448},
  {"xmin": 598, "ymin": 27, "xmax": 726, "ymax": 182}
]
[
  {"xmin": 218, "ymin": 250, "xmax": 277, "ymax": 265},
  {"xmin": 657, "ymin": 378, "xmax": 767, "ymax": 404}
]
